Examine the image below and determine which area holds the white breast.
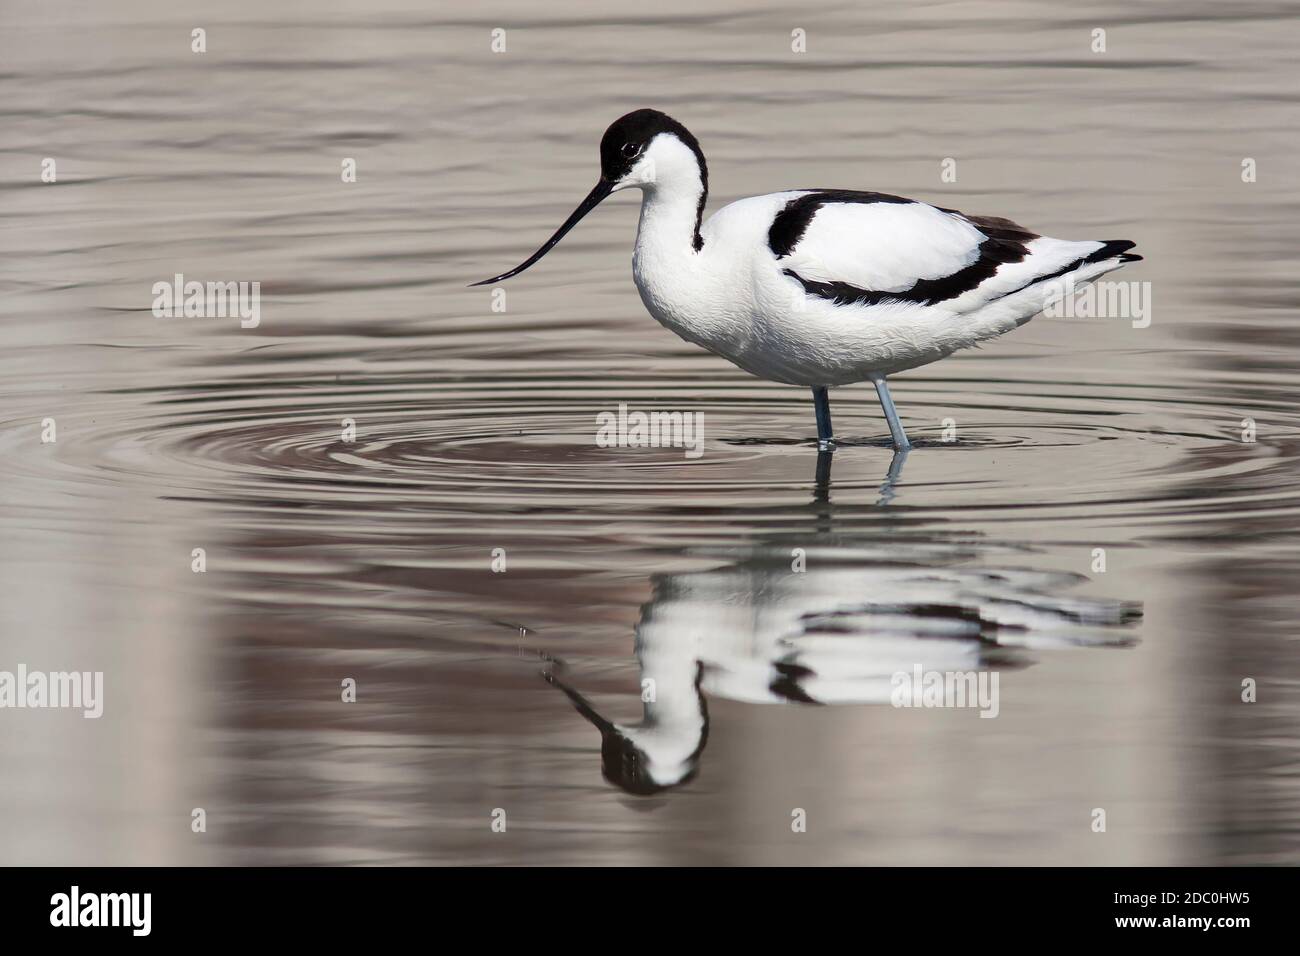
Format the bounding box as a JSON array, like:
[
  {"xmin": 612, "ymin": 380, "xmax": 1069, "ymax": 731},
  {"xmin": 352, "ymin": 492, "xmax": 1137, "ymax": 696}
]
[{"xmin": 633, "ymin": 192, "xmax": 804, "ymax": 374}]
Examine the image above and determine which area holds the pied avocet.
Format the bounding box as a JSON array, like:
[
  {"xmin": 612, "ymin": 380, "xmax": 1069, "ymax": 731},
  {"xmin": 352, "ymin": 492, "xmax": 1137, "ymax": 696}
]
[{"xmin": 473, "ymin": 109, "xmax": 1141, "ymax": 451}]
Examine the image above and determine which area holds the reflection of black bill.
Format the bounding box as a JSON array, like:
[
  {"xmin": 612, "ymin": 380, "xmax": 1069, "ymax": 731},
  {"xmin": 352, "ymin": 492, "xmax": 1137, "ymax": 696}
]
[
  {"xmin": 542, "ymin": 669, "xmax": 617, "ymax": 737},
  {"xmin": 470, "ymin": 179, "xmax": 614, "ymax": 286}
]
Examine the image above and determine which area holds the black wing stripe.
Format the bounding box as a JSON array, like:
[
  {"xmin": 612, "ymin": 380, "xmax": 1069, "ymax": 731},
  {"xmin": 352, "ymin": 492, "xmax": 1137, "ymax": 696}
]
[
  {"xmin": 768, "ymin": 189, "xmax": 914, "ymax": 258},
  {"xmin": 786, "ymin": 237, "xmax": 1140, "ymax": 308},
  {"xmin": 783, "ymin": 235, "xmax": 1029, "ymax": 307}
]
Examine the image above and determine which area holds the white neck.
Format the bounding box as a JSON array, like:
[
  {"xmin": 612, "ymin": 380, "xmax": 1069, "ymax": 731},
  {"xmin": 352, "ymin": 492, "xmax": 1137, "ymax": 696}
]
[
  {"xmin": 627, "ymin": 133, "xmax": 707, "ymax": 262},
  {"xmin": 636, "ymin": 179, "xmax": 704, "ymax": 258},
  {"xmin": 617, "ymin": 623, "xmax": 707, "ymax": 784}
]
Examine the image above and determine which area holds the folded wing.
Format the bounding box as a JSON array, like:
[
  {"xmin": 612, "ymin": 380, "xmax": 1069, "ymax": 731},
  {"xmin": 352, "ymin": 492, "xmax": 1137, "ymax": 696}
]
[{"xmin": 769, "ymin": 190, "xmax": 1129, "ymax": 311}]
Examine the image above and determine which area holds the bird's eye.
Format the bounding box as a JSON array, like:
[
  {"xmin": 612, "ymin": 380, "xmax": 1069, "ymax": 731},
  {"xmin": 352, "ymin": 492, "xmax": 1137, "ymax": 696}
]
[{"xmin": 621, "ymin": 143, "xmax": 640, "ymax": 159}]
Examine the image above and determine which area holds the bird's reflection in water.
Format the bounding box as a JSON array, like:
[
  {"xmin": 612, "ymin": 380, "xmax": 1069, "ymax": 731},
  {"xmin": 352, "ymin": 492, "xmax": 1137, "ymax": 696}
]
[{"xmin": 545, "ymin": 450, "xmax": 1142, "ymax": 795}]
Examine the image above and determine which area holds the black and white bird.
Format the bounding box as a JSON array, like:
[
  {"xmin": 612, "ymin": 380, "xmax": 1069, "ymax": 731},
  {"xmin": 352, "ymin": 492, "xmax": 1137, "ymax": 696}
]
[
  {"xmin": 474, "ymin": 109, "xmax": 1141, "ymax": 451},
  {"xmin": 544, "ymin": 549, "xmax": 1142, "ymax": 795}
]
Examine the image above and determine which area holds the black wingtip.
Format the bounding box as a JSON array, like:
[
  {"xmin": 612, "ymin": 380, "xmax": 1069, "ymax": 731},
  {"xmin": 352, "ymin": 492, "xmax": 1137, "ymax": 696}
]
[{"xmin": 1087, "ymin": 239, "xmax": 1141, "ymax": 265}]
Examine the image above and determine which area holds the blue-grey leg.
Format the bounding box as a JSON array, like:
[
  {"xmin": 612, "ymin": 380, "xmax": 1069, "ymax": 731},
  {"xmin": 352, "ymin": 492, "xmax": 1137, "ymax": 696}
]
[
  {"xmin": 869, "ymin": 375, "xmax": 911, "ymax": 451},
  {"xmin": 811, "ymin": 386, "xmax": 834, "ymax": 450}
]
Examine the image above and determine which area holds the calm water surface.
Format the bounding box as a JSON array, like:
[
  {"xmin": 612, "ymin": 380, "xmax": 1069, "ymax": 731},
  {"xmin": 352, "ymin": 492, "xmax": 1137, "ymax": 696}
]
[{"xmin": 1, "ymin": 0, "xmax": 1298, "ymax": 864}]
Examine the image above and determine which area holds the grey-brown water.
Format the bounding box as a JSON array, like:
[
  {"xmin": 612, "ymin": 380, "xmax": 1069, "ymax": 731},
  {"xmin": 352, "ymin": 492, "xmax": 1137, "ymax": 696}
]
[{"xmin": 1, "ymin": 0, "xmax": 1297, "ymax": 864}]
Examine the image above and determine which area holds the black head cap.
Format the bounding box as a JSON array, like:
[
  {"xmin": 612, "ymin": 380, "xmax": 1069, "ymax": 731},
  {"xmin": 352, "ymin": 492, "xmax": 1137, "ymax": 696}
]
[
  {"xmin": 599, "ymin": 109, "xmax": 706, "ymax": 183},
  {"xmin": 598, "ymin": 728, "xmax": 703, "ymax": 796}
]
